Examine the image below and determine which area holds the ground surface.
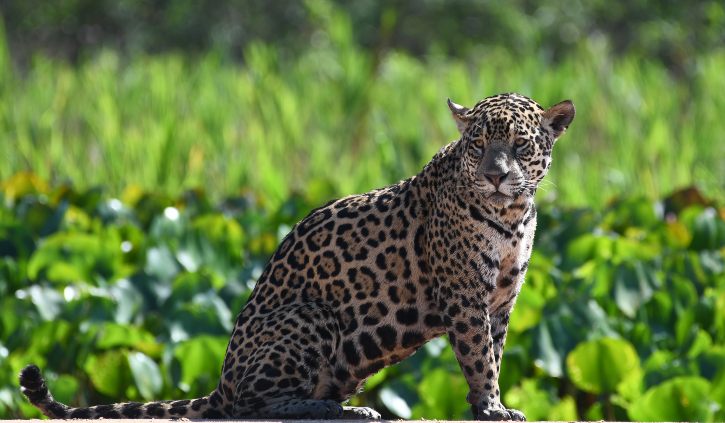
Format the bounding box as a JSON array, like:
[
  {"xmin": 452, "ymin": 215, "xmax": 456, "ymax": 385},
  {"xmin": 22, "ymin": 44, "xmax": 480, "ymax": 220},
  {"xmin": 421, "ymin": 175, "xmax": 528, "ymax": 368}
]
[{"xmin": 0, "ymin": 420, "xmax": 655, "ymax": 422}]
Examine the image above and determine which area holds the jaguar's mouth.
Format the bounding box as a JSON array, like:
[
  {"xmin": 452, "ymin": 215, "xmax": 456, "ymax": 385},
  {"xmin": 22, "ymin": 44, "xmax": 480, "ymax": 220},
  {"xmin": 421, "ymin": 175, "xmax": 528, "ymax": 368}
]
[{"xmin": 486, "ymin": 191, "xmax": 512, "ymax": 205}]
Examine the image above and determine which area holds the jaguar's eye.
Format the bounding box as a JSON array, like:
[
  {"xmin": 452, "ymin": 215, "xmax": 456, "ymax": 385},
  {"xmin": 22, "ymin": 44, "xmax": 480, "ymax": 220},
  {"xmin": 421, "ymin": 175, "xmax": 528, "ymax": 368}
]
[{"xmin": 514, "ymin": 138, "xmax": 529, "ymax": 149}]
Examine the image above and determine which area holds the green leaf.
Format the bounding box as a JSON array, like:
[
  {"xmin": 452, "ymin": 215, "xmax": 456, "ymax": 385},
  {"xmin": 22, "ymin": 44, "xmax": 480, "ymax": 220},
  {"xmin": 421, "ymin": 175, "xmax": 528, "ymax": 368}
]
[
  {"xmin": 187, "ymin": 214, "xmax": 244, "ymax": 267},
  {"xmin": 548, "ymin": 396, "xmax": 578, "ymax": 421},
  {"xmin": 503, "ymin": 379, "xmax": 552, "ymax": 421},
  {"xmin": 628, "ymin": 377, "xmax": 716, "ymax": 422},
  {"xmin": 84, "ymin": 350, "xmax": 131, "ymax": 398},
  {"xmin": 509, "ymin": 284, "xmax": 544, "ymax": 333},
  {"xmin": 173, "ymin": 336, "xmax": 227, "ymax": 395},
  {"xmin": 24, "ymin": 321, "xmax": 73, "ymax": 359},
  {"xmin": 688, "ymin": 207, "xmax": 725, "ymax": 251},
  {"xmin": 46, "ymin": 374, "xmax": 79, "ymax": 405},
  {"xmin": 584, "ymin": 402, "xmax": 604, "ymax": 420},
  {"xmin": 144, "ymin": 245, "xmax": 179, "ymax": 281},
  {"xmin": 96, "ymin": 322, "xmax": 161, "ymax": 356},
  {"xmin": 27, "ymin": 230, "xmax": 129, "ymax": 284},
  {"xmin": 380, "ymin": 387, "xmax": 412, "ymax": 419},
  {"xmin": 410, "ymin": 368, "xmax": 469, "ymax": 420},
  {"xmin": 613, "ymin": 261, "xmax": 659, "ymax": 318},
  {"xmin": 533, "ymin": 318, "xmax": 563, "ymax": 377},
  {"xmin": 602, "ymin": 196, "xmax": 660, "ymax": 232},
  {"xmin": 565, "ymin": 234, "xmax": 613, "ymax": 266},
  {"xmin": 566, "ymin": 338, "xmax": 641, "ymax": 394},
  {"xmin": 128, "ymin": 352, "xmax": 162, "ymax": 400},
  {"xmin": 26, "ymin": 284, "xmax": 63, "ymax": 321},
  {"xmin": 696, "ymin": 347, "xmax": 725, "ymax": 407}
]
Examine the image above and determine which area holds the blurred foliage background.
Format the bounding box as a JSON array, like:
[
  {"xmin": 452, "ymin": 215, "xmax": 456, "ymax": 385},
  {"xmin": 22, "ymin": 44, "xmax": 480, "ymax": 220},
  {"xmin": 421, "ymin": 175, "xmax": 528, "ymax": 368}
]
[{"xmin": 0, "ymin": 0, "xmax": 723, "ymax": 421}]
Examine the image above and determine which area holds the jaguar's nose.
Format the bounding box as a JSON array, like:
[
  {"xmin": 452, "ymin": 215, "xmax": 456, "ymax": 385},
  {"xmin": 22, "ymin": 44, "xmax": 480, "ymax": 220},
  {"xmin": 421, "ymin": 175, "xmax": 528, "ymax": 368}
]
[{"xmin": 484, "ymin": 171, "xmax": 509, "ymax": 188}]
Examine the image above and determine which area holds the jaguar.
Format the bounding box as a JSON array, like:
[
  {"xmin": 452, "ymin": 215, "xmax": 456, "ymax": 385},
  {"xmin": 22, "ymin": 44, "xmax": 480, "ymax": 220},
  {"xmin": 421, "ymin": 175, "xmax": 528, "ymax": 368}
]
[{"xmin": 20, "ymin": 92, "xmax": 575, "ymax": 421}]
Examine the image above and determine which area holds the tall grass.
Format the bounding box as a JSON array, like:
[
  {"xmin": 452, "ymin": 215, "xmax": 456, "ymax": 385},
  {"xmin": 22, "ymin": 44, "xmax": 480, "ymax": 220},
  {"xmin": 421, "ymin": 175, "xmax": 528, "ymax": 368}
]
[{"xmin": 1, "ymin": 9, "xmax": 723, "ymax": 208}]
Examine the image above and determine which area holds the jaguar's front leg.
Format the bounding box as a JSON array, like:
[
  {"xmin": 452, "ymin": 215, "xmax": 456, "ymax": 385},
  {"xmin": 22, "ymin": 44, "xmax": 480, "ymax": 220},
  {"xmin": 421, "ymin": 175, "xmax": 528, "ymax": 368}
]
[
  {"xmin": 441, "ymin": 290, "xmax": 525, "ymax": 421},
  {"xmin": 489, "ymin": 309, "xmax": 525, "ymax": 421}
]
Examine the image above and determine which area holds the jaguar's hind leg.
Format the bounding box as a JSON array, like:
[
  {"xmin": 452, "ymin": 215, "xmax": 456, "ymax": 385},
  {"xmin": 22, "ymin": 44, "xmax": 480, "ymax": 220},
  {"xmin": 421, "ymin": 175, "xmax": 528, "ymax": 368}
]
[
  {"xmin": 231, "ymin": 302, "xmax": 347, "ymax": 418},
  {"xmin": 248, "ymin": 398, "xmax": 343, "ymax": 419},
  {"xmin": 246, "ymin": 400, "xmax": 381, "ymax": 420}
]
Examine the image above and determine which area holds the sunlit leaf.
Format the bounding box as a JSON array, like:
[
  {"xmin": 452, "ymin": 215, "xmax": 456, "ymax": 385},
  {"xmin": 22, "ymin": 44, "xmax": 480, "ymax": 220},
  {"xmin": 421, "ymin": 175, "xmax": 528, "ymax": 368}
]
[
  {"xmin": 411, "ymin": 368, "xmax": 469, "ymax": 420},
  {"xmin": 84, "ymin": 350, "xmax": 131, "ymax": 398},
  {"xmin": 628, "ymin": 377, "xmax": 716, "ymax": 422},
  {"xmin": 96, "ymin": 322, "xmax": 161, "ymax": 356},
  {"xmin": 548, "ymin": 396, "xmax": 578, "ymax": 421},
  {"xmin": 566, "ymin": 338, "xmax": 640, "ymax": 394},
  {"xmin": 503, "ymin": 379, "xmax": 552, "ymax": 421},
  {"xmin": 173, "ymin": 336, "xmax": 227, "ymax": 395},
  {"xmin": 27, "ymin": 230, "xmax": 129, "ymax": 284},
  {"xmin": 380, "ymin": 387, "xmax": 412, "ymax": 419},
  {"xmin": 128, "ymin": 352, "xmax": 162, "ymax": 400},
  {"xmin": 613, "ymin": 261, "xmax": 659, "ymax": 318},
  {"xmin": 46, "ymin": 374, "xmax": 79, "ymax": 405},
  {"xmin": 1, "ymin": 172, "xmax": 49, "ymax": 204}
]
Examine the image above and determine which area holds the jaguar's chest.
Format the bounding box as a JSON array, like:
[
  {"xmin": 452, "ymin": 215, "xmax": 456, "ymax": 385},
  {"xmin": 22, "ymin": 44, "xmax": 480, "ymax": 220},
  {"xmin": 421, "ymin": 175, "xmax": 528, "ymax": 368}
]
[{"xmin": 486, "ymin": 215, "xmax": 536, "ymax": 312}]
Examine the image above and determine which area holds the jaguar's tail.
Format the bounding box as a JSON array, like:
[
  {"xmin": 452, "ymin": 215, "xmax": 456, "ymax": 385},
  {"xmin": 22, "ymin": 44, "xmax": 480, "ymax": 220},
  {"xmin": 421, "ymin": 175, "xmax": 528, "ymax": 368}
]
[{"xmin": 19, "ymin": 364, "xmax": 227, "ymax": 419}]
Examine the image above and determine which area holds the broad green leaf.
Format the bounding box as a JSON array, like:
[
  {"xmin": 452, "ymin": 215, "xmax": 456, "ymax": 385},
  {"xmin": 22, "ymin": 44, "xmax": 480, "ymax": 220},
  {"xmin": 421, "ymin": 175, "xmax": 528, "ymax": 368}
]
[
  {"xmin": 509, "ymin": 284, "xmax": 544, "ymax": 333},
  {"xmin": 548, "ymin": 396, "xmax": 578, "ymax": 421},
  {"xmin": 109, "ymin": 278, "xmax": 144, "ymax": 325},
  {"xmin": 503, "ymin": 379, "xmax": 552, "ymax": 421},
  {"xmin": 26, "ymin": 285, "xmax": 63, "ymax": 321},
  {"xmin": 410, "ymin": 368, "xmax": 469, "ymax": 420},
  {"xmin": 616, "ymin": 361, "xmax": 644, "ymax": 401},
  {"xmin": 584, "ymin": 402, "xmax": 604, "ymax": 420},
  {"xmin": 613, "ymin": 261, "xmax": 659, "ymax": 318},
  {"xmin": 46, "ymin": 374, "xmax": 79, "ymax": 405},
  {"xmin": 0, "ymin": 222, "xmax": 35, "ymax": 261},
  {"xmin": 533, "ymin": 319, "xmax": 563, "ymax": 377},
  {"xmin": 144, "ymin": 246, "xmax": 179, "ymax": 281},
  {"xmin": 602, "ymin": 197, "xmax": 660, "ymax": 233},
  {"xmin": 687, "ymin": 207, "xmax": 725, "ymax": 251},
  {"xmin": 696, "ymin": 347, "xmax": 725, "ymax": 405},
  {"xmin": 628, "ymin": 377, "xmax": 716, "ymax": 422},
  {"xmin": 687, "ymin": 330, "xmax": 713, "ymax": 358},
  {"xmin": 498, "ymin": 345, "xmax": 527, "ymax": 396},
  {"xmin": 173, "ymin": 336, "xmax": 227, "ymax": 394},
  {"xmin": 84, "ymin": 350, "xmax": 131, "ymax": 398},
  {"xmin": 168, "ymin": 301, "xmax": 231, "ymax": 339},
  {"xmin": 27, "ymin": 230, "xmax": 129, "ymax": 284},
  {"xmin": 611, "ymin": 236, "xmax": 660, "ymax": 262},
  {"xmin": 190, "ymin": 214, "xmax": 244, "ymax": 261},
  {"xmin": 642, "ymin": 350, "xmax": 691, "ymax": 388},
  {"xmin": 96, "ymin": 322, "xmax": 160, "ymax": 356},
  {"xmin": 565, "ymin": 234, "xmax": 613, "ymax": 266},
  {"xmin": 380, "ymin": 387, "xmax": 412, "ymax": 419},
  {"xmin": 24, "ymin": 321, "xmax": 73, "ymax": 359},
  {"xmin": 168, "ymin": 270, "xmax": 215, "ymax": 303},
  {"xmin": 566, "ymin": 338, "xmax": 640, "ymax": 394},
  {"xmin": 128, "ymin": 352, "xmax": 162, "ymax": 400}
]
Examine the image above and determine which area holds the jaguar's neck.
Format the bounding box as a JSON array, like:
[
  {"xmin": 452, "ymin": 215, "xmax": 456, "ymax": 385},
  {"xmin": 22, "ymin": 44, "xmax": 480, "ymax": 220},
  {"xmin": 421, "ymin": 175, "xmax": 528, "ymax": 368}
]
[{"xmin": 407, "ymin": 141, "xmax": 459, "ymax": 217}]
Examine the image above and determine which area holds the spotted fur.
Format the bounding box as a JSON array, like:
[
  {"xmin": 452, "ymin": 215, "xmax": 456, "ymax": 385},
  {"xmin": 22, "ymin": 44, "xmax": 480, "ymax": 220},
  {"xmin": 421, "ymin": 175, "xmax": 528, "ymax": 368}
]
[{"xmin": 20, "ymin": 93, "xmax": 575, "ymax": 421}]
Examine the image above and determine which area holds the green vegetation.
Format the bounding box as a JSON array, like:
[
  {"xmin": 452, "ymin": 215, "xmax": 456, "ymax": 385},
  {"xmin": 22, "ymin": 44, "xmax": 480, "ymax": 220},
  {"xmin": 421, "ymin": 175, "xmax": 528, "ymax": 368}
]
[
  {"xmin": 1, "ymin": 5, "xmax": 723, "ymax": 208},
  {"xmin": 1, "ymin": 1, "xmax": 724, "ymax": 421},
  {"xmin": 0, "ymin": 176, "xmax": 723, "ymax": 420}
]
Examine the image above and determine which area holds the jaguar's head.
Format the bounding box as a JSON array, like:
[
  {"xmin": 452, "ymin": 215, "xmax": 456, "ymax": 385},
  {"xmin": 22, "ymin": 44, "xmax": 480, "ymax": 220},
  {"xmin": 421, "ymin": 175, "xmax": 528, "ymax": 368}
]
[{"xmin": 448, "ymin": 93, "xmax": 575, "ymax": 207}]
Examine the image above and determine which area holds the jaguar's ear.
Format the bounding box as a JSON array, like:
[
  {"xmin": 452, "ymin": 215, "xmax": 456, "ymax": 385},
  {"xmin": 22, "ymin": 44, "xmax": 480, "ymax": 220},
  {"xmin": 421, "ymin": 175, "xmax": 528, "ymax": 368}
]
[
  {"xmin": 543, "ymin": 100, "xmax": 575, "ymax": 140},
  {"xmin": 447, "ymin": 98, "xmax": 471, "ymax": 134}
]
